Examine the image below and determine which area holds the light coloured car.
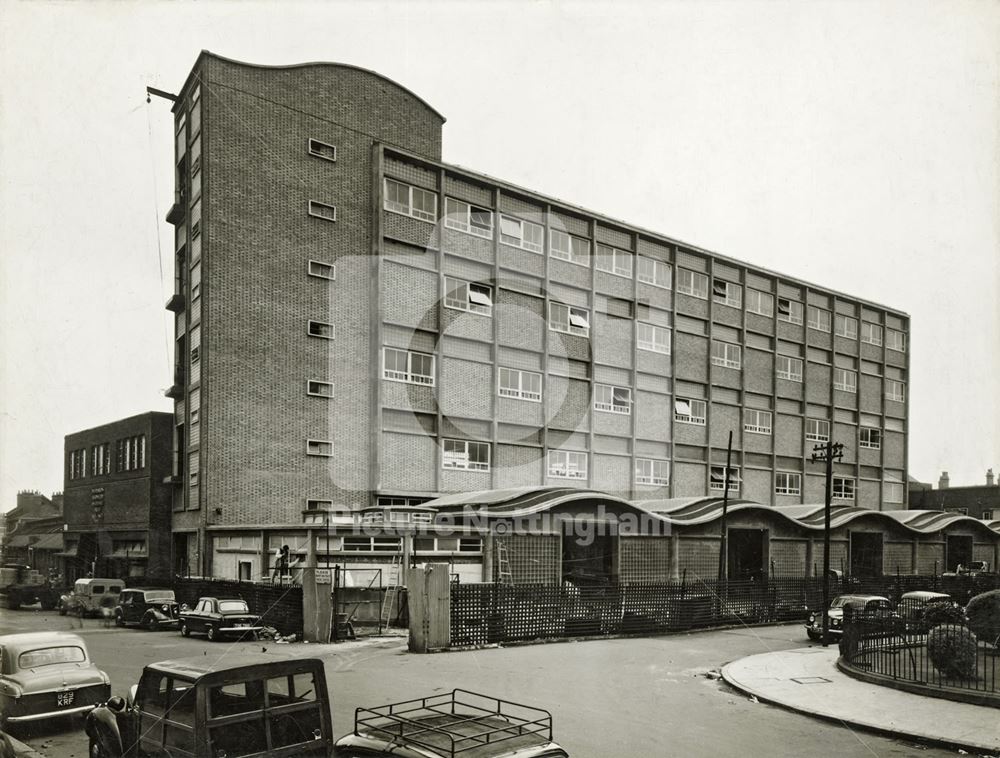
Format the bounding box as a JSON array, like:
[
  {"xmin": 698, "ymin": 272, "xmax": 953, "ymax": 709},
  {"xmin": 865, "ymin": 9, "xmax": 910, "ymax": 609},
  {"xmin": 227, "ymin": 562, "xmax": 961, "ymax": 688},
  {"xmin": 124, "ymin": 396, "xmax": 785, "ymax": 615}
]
[
  {"xmin": 0, "ymin": 632, "xmax": 110, "ymax": 728},
  {"xmin": 896, "ymin": 591, "xmax": 956, "ymax": 632},
  {"xmin": 58, "ymin": 578, "xmax": 124, "ymax": 618}
]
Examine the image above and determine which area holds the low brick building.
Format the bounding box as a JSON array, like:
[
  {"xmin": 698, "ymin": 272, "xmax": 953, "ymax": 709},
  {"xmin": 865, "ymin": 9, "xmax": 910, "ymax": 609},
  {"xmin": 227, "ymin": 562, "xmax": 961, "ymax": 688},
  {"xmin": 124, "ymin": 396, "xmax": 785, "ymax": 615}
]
[
  {"xmin": 2, "ymin": 491, "xmax": 64, "ymax": 578},
  {"xmin": 62, "ymin": 412, "xmax": 173, "ymax": 583},
  {"xmin": 909, "ymin": 470, "xmax": 999, "ymax": 521}
]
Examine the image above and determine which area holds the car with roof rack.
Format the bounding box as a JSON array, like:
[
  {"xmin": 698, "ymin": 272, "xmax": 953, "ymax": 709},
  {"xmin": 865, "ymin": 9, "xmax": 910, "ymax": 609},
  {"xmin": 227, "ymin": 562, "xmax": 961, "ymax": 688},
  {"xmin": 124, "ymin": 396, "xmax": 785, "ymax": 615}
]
[{"xmin": 334, "ymin": 689, "xmax": 568, "ymax": 758}]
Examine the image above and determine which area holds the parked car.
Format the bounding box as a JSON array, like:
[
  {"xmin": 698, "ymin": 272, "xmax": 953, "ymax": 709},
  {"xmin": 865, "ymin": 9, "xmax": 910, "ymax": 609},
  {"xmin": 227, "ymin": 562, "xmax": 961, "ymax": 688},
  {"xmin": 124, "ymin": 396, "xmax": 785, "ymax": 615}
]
[
  {"xmin": 896, "ymin": 591, "xmax": 955, "ymax": 633},
  {"xmin": 957, "ymin": 560, "xmax": 993, "ymax": 576},
  {"xmin": 335, "ymin": 689, "xmax": 569, "ymax": 758},
  {"xmin": 805, "ymin": 594, "xmax": 895, "ymax": 640},
  {"xmin": 114, "ymin": 589, "xmax": 180, "ymax": 631},
  {"xmin": 179, "ymin": 597, "xmax": 263, "ymax": 641},
  {"xmin": 0, "ymin": 632, "xmax": 111, "ymax": 728},
  {"xmin": 58, "ymin": 578, "xmax": 124, "ymax": 618},
  {"xmin": 85, "ymin": 654, "xmax": 332, "ymax": 758}
]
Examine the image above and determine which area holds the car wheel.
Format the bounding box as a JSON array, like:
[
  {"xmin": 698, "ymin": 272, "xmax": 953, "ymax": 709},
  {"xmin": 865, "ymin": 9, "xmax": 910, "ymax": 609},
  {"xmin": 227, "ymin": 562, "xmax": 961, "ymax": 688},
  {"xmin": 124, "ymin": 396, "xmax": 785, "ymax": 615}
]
[
  {"xmin": 59, "ymin": 603, "xmax": 67, "ymax": 616},
  {"xmin": 89, "ymin": 737, "xmax": 105, "ymax": 758},
  {"xmin": 115, "ymin": 612, "xmax": 125, "ymax": 627},
  {"xmin": 180, "ymin": 622, "xmax": 190, "ymax": 637},
  {"xmin": 145, "ymin": 616, "xmax": 159, "ymax": 632},
  {"xmin": 207, "ymin": 624, "xmax": 218, "ymax": 642},
  {"xmin": 806, "ymin": 630, "xmax": 821, "ymax": 641}
]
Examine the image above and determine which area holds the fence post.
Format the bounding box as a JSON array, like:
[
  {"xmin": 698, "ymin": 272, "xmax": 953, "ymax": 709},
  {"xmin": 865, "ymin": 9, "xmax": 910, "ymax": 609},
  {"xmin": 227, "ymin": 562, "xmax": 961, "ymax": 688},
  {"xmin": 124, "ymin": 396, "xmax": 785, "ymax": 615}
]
[{"xmin": 408, "ymin": 563, "xmax": 451, "ymax": 653}]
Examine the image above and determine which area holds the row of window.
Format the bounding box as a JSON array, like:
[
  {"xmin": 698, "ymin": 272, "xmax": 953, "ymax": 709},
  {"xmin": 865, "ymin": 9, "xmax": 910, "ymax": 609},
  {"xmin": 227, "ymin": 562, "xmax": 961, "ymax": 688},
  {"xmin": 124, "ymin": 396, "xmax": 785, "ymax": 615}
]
[
  {"xmin": 383, "ymin": 180, "xmax": 907, "ymax": 350},
  {"xmin": 381, "ymin": 345, "xmax": 906, "ymax": 403},
  {"xmin": 68, "ymin": 436, "xmax": 147, "ymax": 480}
]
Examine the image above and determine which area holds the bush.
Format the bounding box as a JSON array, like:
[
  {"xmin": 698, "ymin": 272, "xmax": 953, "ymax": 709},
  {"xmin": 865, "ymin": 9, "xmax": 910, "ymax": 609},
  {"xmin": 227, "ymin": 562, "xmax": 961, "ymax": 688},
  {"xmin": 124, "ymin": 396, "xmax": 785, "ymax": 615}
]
[
  {"xmin": 919, "ymin": 602, "xmax": 965, "ymax": 629},
  {"xmin": 965, "ymin": 589, "xmax": 1000, "ymax": 645},
  {"xmin": 926, "ymin": 625, "xmax": 978, "ymax": 679}
]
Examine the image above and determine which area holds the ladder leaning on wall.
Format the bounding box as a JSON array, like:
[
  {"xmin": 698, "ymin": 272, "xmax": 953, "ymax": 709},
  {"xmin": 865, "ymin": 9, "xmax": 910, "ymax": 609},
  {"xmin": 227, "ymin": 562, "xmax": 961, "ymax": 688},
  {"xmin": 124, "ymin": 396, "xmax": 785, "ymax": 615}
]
[
  {"xmin": 496, "ymin": 540, "xmax": 514, "ymax": 586},
  {"xmin": 379, "ymin": 553, "xmax": 402, "ymax": 632}
]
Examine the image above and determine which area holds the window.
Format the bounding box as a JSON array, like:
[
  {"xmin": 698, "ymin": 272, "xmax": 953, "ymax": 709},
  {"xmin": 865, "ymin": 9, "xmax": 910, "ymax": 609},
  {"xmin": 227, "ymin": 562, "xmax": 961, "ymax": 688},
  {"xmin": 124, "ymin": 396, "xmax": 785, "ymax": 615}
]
[
  {"xmin": 637, "ymin": 322, "xmax": 671, "ymax": 354},
  {"xmin": 833, "ymin": 477, "xmax": 855, "ymax": 501},
  {"xmin": 805, "ymin": 418, "xmax": 830, "ymax": 442},
  {"xmin": 743, "ymin": 409, "xmax": 772, "ymax": 435},
  {"xmin": 308, "ymin": 320, "xmax": 334, "ymax": 339},
  {"xmin": 549, "ymin": 303, "xmax": 590, "ymax": 336},
  {"xmin": 307, "ymin": 200, "xmax": 337, "ymax": 222},
  {"xmin": 442, "ymin": 439, "xmax": 490, "ymax": 471},
  {"xmin": 886, "ymin": 328, "xmax": 906, "ymax": 352},
  {"xmin": 384, "ymin": 178, "xmax": 437, "ymax": 222},
  {"xmin": 833, "ymin": 368, "xmax": 857, "ymax": 393},
  {"xmin": 596, "ymin": 245, "xmax": 634, "ymax": 278},
  {"xmin": 710, "ymin": 465, "xmax": 741, "ymax": 492},
  {"xmin": 307, "ymin": 380, "xmax": 334, "ymax": 398},
  {"xmin": 308, "ymin": 260, "xmax": 335, "ymax": 280},
  {"xmin": 637, "ymin": 257, "xmax": 671, "ymax": 288},
  {"xmin": 445, "ymin": 197, "xmax": 493, "ymax": 238},
  {"xmin": 712, "ymin": 280, "xmax": 742, "ymax": 308},
  {"xmin": 499, "ymin": 215, "xmax": 543, "ymax": 253},
  {"xmin": 498, "ymin": 368, "xmax": 542, "ymax": 402},
  {"xmin": 594, "ymin": 384, "xmax": 632, "ymax": 415},
  {"xmin": 807, "ymin": 306, "xmax": 832, "ymax": 332},
  {"xmin": 635, "ymin": 458, "xmax": 669, "ymax": 486},
  {"xmin": 776, "ymin": 355, "xmax": 803, "ymax": 382},
  {"xmin": 307, "ymin": 138, "xmax": 337, "ymax": 162},
  {"xmin": 711, "ymin": 340, "xmax": 742, "ymax": 369},
  {"xmin": 775, "ymin": 472, "xmax": 801, "ymax": 496},
  {"xmin": 549, "ymin": 229, "xmax": 590, "ymax": 266},
  {"xmin": 674, "ymin": 397, "xmax": 706, "ymax": 425},
  {"xmin": 548, "ymin": 450, "xmax": 588, "ymax": 479},
  {"xmin": 116, "ymin": 436, "xmax": 146, "ymax": 471},
  {"xmin": 982, "ymin": 510, "xmax": 994, "ymax": 521},
  {"xmin": 444, "ymin": 277, "xmax": 493, "ymax": 316},
  {"xmin": 861, "ymin": 322, "xmax": 883, "ymax": 346},
  {"xmin": 859, "ymin": 427, "xmax": 882, "ymax": 449},
  {"xmin": 382, "ymin": 347, "xmax": 435, "ymax": 385},
  {"xmin": 885, "ymin": 379, "xmax": 905, "ymax": 402},
  {"xmin": 835, "ymin": 314, "xmax": 858, "ymax": 339},
  {"xmin": 746, "ymin": 289, "xmax": 774, "ymax": 317},
  {"xmin": 777, "ymin": 298, "xmax": 803, "ymax": 324},
  {"xmin": 69, "ymin": 449, "xmax": 86, "ymax": 480},
  {"xmin": 190, "ymin": 345, "xmax": 200, "ymax": 363},
  {"xmin": 342, "ymin": 536, "xmax": 403, "ymax": 552},
  {"xmin": 90, "ymin": 443, "xmax": 110, "ymax": 476},
  {"xmin": 306, "ymin": 440, "xmax": 333, "ymax": 457},
  {"xmin": 676, "ymin": 268, "xmax": 709, "ymax": 299}
]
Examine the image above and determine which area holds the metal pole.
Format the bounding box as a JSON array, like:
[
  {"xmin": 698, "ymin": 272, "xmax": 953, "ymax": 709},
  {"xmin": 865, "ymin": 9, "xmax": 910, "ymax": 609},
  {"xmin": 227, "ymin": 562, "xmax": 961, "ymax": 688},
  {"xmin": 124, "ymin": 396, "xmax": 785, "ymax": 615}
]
[{"xmin": 822, "ymin": 443, "xmax": 833, "ymax": 647}]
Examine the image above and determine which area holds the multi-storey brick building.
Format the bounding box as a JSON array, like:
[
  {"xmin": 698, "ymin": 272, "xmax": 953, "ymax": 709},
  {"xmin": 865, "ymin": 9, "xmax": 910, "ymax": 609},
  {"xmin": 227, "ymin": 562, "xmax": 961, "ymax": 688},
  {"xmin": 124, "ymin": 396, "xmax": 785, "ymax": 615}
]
[
  {"xmin": 164, "ymin": 52, "xmax": 910, "ymax": 579},
  {"xmin": 63, "ymin": 412, "xmax": 174, "ymax": 582}
]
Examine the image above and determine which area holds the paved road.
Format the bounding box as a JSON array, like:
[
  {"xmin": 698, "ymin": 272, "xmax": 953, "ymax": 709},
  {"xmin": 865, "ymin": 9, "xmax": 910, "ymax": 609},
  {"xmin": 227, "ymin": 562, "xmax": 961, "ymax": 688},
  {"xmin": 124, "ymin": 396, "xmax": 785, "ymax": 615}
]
[{"xmin": 1, "ymin": 608, "xmax": 963, "ymax": 757}]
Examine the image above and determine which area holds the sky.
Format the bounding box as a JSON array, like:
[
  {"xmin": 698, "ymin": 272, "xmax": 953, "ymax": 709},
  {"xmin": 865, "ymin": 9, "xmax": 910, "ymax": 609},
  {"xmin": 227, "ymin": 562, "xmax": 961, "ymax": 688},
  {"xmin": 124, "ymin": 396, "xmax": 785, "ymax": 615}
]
[{"xmin": 1, "ymin": 0, "xmax": 998, "ymax": 511}]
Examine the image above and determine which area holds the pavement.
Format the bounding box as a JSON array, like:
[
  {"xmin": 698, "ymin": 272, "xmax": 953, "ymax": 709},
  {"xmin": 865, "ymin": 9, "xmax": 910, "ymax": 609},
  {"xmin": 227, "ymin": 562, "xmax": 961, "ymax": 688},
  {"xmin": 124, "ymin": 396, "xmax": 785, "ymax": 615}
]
[{"xmin": 722, "ymin": 645, "xmax": 1000, "ymax": 754}]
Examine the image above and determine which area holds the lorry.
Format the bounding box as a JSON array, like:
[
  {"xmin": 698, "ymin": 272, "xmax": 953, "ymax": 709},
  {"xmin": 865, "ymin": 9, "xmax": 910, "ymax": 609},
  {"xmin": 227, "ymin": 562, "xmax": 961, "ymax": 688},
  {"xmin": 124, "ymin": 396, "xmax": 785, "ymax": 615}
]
[{"xmin": 0, "ymin": 564, "xmax": 60, "ymax": 611}]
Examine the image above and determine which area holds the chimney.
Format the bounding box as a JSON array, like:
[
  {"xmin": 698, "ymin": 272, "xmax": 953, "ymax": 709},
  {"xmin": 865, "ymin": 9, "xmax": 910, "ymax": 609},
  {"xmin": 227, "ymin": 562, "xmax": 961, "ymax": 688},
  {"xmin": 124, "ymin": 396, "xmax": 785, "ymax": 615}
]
[
  {"xmin": 939, "ymin": 471, "xmax": 950, "ymax": 490},
  {"xmin": 988, "ymin": 468, "xmax": 996, "ymax": 487}
]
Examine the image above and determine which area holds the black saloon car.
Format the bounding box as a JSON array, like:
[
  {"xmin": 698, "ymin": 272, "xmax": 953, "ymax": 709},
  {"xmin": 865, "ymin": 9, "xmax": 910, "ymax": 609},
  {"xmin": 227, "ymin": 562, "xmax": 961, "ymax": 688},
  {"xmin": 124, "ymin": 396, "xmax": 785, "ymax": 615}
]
[
  {"xmin": 179, "ymin": 597, "xmax": 263, "ymax": 641},
  {"xmin": 114, "ymin": 589, "xmax": 180, "ymax": 631}
]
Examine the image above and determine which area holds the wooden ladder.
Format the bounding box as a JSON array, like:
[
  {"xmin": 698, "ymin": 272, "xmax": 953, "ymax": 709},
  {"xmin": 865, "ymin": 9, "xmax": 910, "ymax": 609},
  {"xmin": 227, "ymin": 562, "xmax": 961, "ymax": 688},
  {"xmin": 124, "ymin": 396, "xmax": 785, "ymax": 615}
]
[
  {"xmin": 379, "ymin": 553, "xmax": 402, "ymax": 631},
  {"xmin": 496, "ymin": 540, "xmax": 514, "ymax": 586}
]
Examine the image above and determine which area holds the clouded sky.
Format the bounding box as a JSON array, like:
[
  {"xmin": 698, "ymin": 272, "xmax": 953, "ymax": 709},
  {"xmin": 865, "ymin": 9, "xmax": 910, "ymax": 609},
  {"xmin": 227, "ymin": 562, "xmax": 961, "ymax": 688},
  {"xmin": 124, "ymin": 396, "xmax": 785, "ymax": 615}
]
[{"xmin": 1, "ymin": 0, "xmax": 997, "ymax": 511}]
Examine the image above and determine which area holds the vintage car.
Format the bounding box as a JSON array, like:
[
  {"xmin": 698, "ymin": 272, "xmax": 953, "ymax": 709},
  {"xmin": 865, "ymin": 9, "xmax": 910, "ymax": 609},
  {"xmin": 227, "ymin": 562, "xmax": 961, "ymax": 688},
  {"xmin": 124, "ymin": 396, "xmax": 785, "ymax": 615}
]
[
  {"xmin": 179, "ymin": 597, "xmax": 263, "ymax": 641},
  {"xmin": 0, "ymin": 632, "xmax": 111, "ymax": 728},
  {"xmin": 335, "ymin": 689, "xmax": 568, "ymax": 758},
  {"xmin": 805, "ymin": 594, "xmax": 896, "ymax": 640},
  {"xmin": 59, "ymin": 578, "xmax": 124, "ymax": 618},
  {"xmin": 896, "ymin": 590, "xmax": 957, "ymax": 633},
  {"xmin": 85, "ymin": 655, "xmax": 332, "ymax": 758},
  {"xmin": 114, "ymin": 589, "xmax": 180, "ymax": 631}
]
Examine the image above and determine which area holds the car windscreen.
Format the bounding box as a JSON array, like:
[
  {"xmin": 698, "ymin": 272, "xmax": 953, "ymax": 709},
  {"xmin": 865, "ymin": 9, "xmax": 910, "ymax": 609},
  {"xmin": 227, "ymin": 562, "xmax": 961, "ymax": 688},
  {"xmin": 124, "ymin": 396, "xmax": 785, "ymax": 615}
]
[
  {"xmin": 144, "ymin": 591, "xmax": 176, "ymax": 602},
  {"xmin": 218, "ymin": 600, "xmax": 249, "ymax": 613},
  {"xmin": 19, "ymin": 646, "xmax": 86, "ymax": 668}
]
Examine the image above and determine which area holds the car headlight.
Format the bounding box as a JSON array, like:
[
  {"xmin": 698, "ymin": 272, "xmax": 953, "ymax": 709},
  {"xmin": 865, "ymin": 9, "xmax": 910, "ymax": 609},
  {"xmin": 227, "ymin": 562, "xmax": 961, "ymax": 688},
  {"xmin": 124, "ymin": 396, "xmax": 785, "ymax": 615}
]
[
  {"xmin": 162, "ymin": 604, "xmax": 169, "ymax": 613},
  {"xmin": 808, "ymin": 613, "xmax": 816, "ymax": 624}
]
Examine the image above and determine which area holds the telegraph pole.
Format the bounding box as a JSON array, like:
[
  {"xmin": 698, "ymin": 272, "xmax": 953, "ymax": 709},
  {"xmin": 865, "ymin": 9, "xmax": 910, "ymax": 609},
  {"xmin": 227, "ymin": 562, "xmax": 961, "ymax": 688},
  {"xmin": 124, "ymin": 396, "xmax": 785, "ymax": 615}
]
[
  {"xmin": 811, "ymin": 440, "xmax": 843, "ymax": 646},
  {"xmin": 717, "ymin": 431, "xmax": 734, "ymax": 582}
]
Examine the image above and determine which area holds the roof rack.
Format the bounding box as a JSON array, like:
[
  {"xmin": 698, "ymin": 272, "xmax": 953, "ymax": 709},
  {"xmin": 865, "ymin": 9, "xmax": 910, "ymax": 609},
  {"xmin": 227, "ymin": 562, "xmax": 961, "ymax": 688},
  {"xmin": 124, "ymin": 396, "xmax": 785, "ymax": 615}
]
[{"xmin": 353, "ymin": 688, "xmax": 554, "ymax": 758}]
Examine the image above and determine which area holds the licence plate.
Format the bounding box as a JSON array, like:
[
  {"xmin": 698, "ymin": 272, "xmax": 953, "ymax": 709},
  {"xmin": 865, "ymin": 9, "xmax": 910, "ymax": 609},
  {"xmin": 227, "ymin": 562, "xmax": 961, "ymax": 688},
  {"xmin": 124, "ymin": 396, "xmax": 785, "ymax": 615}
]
[
  {"xmin": 234, "ymin": 623, "xmax": 249, "ymax": 628},
  {"xmin": 57, "ymin": 691, "xmax": 75, "ymax": 707}
]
